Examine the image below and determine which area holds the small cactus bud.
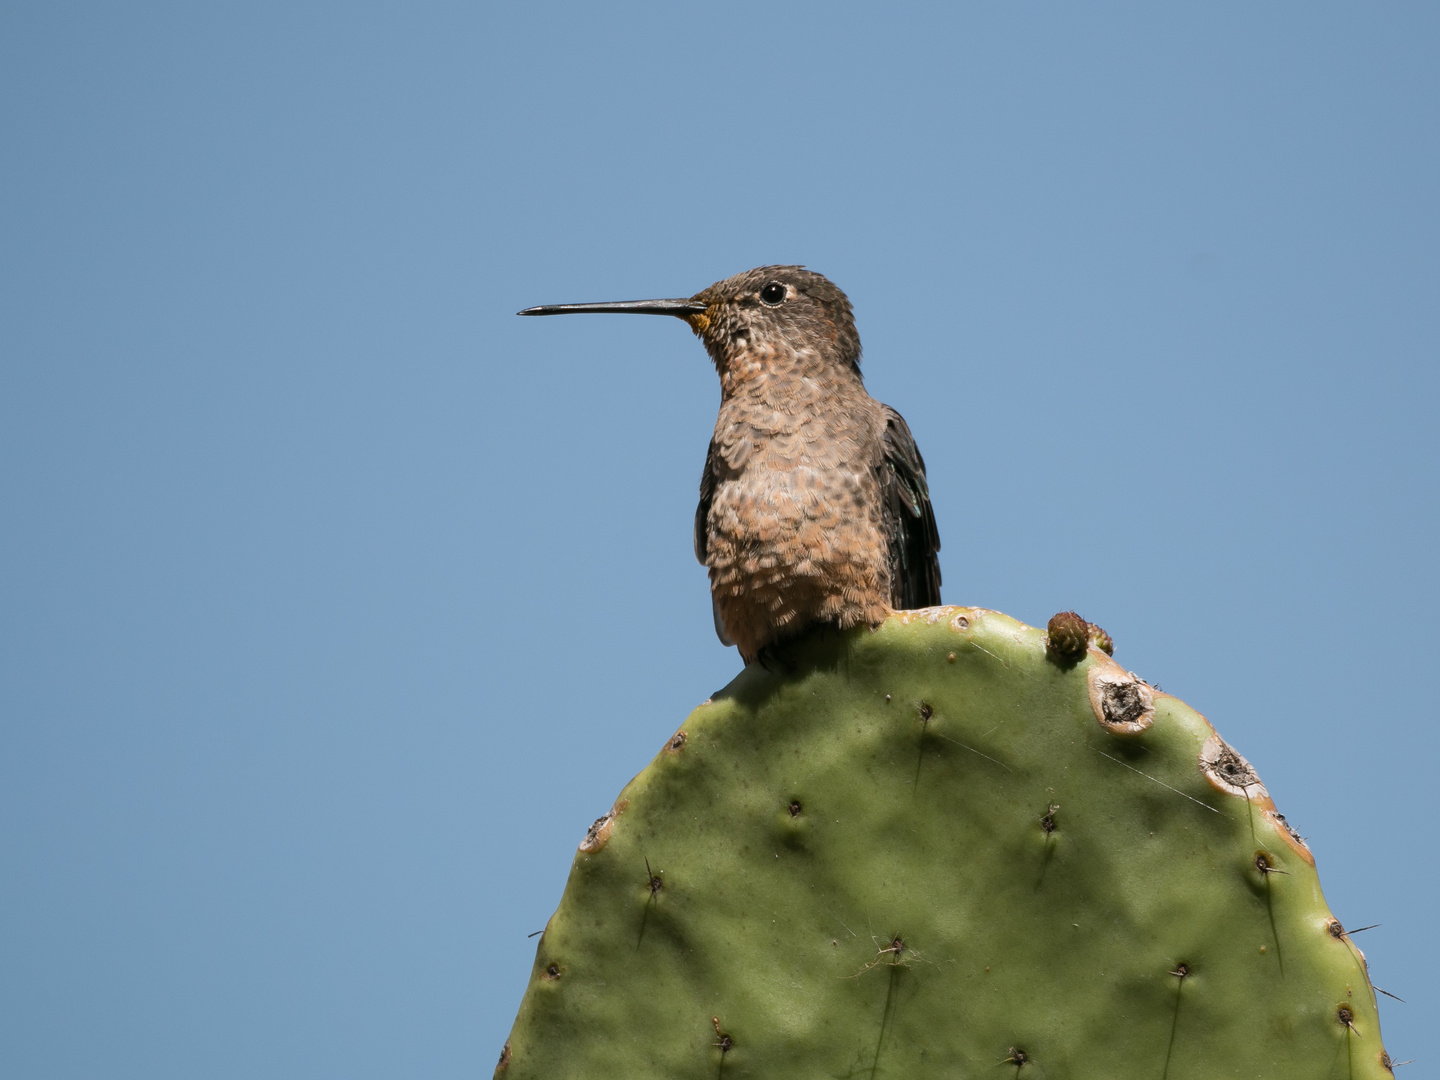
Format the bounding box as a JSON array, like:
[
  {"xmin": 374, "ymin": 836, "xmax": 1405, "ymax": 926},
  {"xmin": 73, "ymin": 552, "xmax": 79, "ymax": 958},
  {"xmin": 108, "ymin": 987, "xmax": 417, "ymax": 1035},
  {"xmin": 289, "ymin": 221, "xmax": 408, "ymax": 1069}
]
[
  {"xmin": 1046, "ymin": 611, "xmax": 1089, "ymax": 663},
  {"xmin": 1087, "ymin": 622, "xmax": 1114, "ymax": 656}
]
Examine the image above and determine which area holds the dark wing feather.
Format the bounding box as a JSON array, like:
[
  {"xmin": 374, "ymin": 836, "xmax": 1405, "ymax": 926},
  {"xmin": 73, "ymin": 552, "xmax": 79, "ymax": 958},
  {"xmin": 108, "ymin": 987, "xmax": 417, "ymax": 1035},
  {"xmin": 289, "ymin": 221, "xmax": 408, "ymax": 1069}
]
[
  {"xmin": 695, "ymin": 440, "xmax": 734, "ymax": 645},
  {"xmin": 877, "ymin": 406, "xmax": 942, "ymax": 609},
  {"xmin": 695, "ymin": 438, "xmax": 717, "ymax": 565}
]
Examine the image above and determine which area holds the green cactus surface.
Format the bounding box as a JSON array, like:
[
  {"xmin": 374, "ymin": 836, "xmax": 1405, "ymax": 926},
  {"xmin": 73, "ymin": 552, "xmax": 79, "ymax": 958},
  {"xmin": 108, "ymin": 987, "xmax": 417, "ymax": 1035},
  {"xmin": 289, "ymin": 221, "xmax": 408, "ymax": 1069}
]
[{"xmin": 498, "ymin": 608, "xmax": 1389, "ymax": 1079}]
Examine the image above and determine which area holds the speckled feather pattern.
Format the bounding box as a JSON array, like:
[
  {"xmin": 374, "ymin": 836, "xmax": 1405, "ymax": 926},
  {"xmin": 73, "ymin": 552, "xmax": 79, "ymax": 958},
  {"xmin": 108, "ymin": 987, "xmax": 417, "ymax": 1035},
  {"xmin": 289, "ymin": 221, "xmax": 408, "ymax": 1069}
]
[{"xmin": 689, "ymin": 267, "xmax": 940, "ymax": 662}]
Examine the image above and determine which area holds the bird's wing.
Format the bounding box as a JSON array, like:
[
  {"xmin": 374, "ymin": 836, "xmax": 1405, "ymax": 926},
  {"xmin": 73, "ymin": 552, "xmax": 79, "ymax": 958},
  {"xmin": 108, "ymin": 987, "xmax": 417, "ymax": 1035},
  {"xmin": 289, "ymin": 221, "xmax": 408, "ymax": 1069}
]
[
  {"xmin": 695, "ymin": 440, "xmax": 734, "ymax": 646},
  {"xmin": 877, "ymin": 406, "xmax": 942, "ymax": 609},
  {"xmin": 694, "ymin": 438, "xmax": 717, "ymax": 565}
]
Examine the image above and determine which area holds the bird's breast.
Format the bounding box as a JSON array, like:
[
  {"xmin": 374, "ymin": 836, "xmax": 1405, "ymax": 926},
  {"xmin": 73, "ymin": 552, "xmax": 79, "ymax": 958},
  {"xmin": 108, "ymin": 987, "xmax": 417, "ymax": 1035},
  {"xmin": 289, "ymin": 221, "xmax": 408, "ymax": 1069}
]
[
  {"xmin": 703, "ymin": 385, "xmax": 893, "ymax": 653},
  {"xmin": 713, "ymin": 396, "xmax": 878, "ymax": 477},
  {"xmin": 707, "ymin": 417, "xmax": 883, "ymax": 555}
]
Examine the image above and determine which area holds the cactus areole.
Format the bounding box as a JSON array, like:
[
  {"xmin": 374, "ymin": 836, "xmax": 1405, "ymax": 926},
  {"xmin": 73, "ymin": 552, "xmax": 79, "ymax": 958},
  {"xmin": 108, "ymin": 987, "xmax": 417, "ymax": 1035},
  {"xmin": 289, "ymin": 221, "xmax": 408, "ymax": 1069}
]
[{"xmin": 497, "ymin": 609, "xmax": 1390, "ymax": 1079}]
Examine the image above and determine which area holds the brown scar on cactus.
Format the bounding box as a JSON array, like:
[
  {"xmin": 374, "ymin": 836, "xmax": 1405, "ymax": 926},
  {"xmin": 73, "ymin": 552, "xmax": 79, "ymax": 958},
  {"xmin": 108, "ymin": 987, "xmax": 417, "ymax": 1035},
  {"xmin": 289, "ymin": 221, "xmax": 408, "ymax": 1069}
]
[
  {"xmin": 578, "ymin": 799, "xmax": 628, "ymax": 853},
  {"xmin": 788, "ymin": 799, "xmax": 802, "ymax": 817},
  {"xmin": 664, "ymin": 730, "xmax": 687, "ymax": 753},
  {"xmin": 541, "ymin": 962, "xmax": 563, "ymax": 981},
  {"xmin": 1087, "ymin": 664, "xmax": 1155, "ymax": 734},
  {"xmin": 1199, "ymin": 734, "xmax": 1270, "ymax": 801},
  {"xmin": 1002, "ymin": 1046, "xmax": 1030, "ymax": 1069},
  {"xmin": 578, "ymin": 815, "xmax": 611, "ymax": 852},
  {"xmin": 1199, "ymin": 736, "xmax": 1317, "ymax": 863},
  {"xmin": 1266, "ymin": 808, "xmax": 1315, "ymax": 864},
  {"xmin": 495, "ymin": 1041, "xmax": 511, "ymax": 1073}
]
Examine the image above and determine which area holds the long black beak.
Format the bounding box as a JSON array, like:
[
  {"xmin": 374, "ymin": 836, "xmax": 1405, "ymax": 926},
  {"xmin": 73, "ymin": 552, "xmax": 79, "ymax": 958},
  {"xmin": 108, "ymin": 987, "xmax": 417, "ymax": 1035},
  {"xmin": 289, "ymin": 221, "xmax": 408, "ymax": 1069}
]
[{"xmin": 517, "ymin": 298, "xmax": 708, "ymax": 317}]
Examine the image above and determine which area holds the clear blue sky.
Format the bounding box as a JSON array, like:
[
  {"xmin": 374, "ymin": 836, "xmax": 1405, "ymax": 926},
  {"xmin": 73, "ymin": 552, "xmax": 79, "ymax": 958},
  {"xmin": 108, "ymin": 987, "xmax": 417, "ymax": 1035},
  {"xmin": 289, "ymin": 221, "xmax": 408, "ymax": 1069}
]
[{"xmin": 3, "ymin": 3, "xmax": 1436, "ymax": 1075}]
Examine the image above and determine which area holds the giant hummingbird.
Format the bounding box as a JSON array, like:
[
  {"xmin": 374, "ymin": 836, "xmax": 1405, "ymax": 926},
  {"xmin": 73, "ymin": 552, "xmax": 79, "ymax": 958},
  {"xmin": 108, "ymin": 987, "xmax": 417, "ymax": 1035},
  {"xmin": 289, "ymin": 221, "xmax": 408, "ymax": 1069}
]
[{"xmin": 519, "ymin": 266, "xmax": 941, "ymax": 664}]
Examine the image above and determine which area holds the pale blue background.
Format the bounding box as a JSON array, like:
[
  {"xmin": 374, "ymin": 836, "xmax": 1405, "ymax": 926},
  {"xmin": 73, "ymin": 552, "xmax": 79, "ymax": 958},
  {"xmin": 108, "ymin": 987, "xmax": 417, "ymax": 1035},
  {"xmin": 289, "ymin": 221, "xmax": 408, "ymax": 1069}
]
[{"xmin": 3, "ymin": 3, "xmax": 1435, "ymax": 1075}]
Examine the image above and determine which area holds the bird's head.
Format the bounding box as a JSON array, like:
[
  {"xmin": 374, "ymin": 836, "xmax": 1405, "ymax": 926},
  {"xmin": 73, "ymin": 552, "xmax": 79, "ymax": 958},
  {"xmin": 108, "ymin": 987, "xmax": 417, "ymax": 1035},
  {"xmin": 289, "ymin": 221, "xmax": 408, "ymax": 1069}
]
[
  {"xmin": 518, "ymin": 265, "xmax": 862, "ymax": 385},
  {"xmin": 685, "ymin": 266, "xmax": 861, "ymax": 375}
]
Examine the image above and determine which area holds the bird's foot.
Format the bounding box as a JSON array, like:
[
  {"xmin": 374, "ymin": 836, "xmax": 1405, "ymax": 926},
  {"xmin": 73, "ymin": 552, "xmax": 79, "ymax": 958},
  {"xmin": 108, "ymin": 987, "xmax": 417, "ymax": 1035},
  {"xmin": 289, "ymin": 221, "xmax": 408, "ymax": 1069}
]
[{"xmin": 753, "ymin": 644, "xmax": 799, "ymax": 674}]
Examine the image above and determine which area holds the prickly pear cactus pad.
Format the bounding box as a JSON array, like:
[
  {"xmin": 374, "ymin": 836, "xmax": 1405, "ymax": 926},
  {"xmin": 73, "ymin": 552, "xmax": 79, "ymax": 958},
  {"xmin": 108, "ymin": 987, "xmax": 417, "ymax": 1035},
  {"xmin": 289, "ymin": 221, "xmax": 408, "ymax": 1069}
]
[{"xmin": 497, "ymin": 609, "xmax": 1389, "ymax": 1079}]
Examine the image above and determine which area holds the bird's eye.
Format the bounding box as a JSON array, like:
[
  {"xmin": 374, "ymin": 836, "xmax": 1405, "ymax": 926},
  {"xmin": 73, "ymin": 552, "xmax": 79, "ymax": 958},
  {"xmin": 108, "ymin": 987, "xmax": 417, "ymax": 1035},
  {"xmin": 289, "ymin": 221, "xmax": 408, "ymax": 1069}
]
[{"xmin": 759, "ymin": 282, "xmax": 786, "ymax": 305}]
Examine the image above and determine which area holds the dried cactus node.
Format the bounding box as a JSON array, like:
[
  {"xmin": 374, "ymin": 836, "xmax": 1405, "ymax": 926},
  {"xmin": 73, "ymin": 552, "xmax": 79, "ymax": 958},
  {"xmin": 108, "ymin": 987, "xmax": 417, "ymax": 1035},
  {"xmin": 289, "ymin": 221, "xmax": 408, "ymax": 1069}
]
[
  {"xmin": 1044, "ymin": 610, "xmax": 1090, "ymax": 663},
  {"xmin": 1265, "ymin": 809, "xmax": 1314, "ymax": 862},
  {"xmin": 576, "ymin": 799, "xmax": 627, "ymax": 853},
  {"xmin": 1199, "ymin": 734, "xmax": 1270, "ymax": 801},
  {"xmin": 498, "ymin": 607, "xmax": 1391, "ymax": 1078},
  {"xmin": 1087, "ymin": 665, "xmax": 1156, "ymax": 734}
]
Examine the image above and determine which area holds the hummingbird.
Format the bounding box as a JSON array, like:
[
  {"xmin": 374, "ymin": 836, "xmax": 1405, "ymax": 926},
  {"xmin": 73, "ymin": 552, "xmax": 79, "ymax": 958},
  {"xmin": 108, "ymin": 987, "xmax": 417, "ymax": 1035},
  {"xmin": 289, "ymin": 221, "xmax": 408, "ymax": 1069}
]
[{"xmin": 519, "ymin": 265, "xmax": 940, "ymax": 665}]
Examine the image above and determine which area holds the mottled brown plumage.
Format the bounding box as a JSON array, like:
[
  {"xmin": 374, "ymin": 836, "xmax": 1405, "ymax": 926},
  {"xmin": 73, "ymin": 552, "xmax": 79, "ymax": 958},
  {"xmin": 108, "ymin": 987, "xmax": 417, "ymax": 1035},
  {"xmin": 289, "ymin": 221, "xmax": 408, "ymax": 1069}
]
[{"xmin": 519, "ymin": 265, "xmax": 940, "ymax": 663}]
